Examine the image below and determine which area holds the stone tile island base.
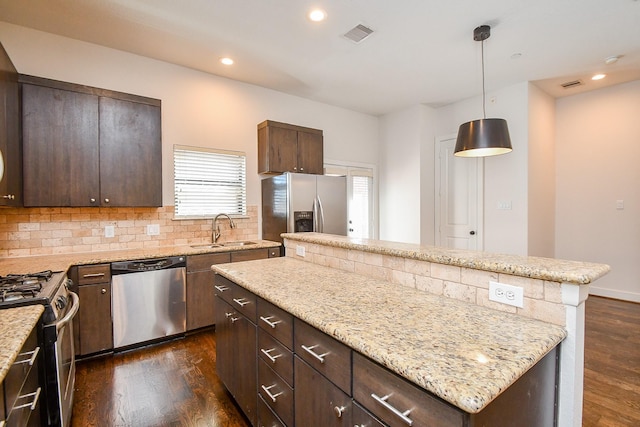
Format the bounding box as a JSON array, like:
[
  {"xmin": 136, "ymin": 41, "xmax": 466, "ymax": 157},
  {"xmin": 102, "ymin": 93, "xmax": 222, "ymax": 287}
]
[{"xmin": 282, "ymin": 233, "xmax": 610, "ymax": 427}]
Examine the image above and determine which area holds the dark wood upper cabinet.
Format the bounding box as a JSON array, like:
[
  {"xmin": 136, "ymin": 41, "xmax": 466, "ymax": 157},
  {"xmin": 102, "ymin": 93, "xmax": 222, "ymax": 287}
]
[
  {"xmin": 0, "ymin": 42, "xmax": 21, "ymax": 206},
  {"xmin": 20, "ymin": 75, "xmax": 162, "ymax": 207},
  {"xmin": 257, "ymin": 120, "xmax": 323, "ymax": 174}
]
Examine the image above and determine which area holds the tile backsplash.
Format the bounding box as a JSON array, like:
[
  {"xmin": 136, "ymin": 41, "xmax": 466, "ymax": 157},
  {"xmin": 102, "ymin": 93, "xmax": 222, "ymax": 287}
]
[{"xmin": 0, "ymin": 205, "xmax": 258, "ymax": 257}]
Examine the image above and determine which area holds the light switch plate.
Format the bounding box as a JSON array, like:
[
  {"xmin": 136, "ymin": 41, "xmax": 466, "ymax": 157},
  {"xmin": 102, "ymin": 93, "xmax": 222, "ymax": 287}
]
[{"xmin": 104, "ymin": 225, "xmax": 115, "ymax": 238}]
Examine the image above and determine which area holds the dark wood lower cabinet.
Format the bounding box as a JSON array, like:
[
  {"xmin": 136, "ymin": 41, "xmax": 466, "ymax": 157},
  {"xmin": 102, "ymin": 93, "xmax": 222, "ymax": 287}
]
[
  {"xmin": 186, "ymin": 252, "xmax": 231, "ymax": 331},
  {"xmin": 352, "ymin": 403, "xmax": 386, "ymax": 427},
  {"xmin": 214, "ymin": 296, "xmax": 257, "ymax": 426},
  {"xmin": 77, "ymin": 283, "xmax": 113, "ymax": 355},
  {"xmin": 294, "ymin": 356, "xmax": 352, "ymax": 427}
]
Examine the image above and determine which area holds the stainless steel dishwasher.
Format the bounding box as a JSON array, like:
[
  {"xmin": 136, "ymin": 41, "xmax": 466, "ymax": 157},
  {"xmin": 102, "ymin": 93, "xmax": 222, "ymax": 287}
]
[{"xmin": 111, "ymin": 256, "xmax": 186, "ymax": 349}]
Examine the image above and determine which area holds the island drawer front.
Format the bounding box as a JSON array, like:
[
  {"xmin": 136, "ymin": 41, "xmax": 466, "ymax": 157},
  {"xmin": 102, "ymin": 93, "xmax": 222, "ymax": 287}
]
[
  {"xmin": 257, "ymin": 298, "xmax": 294, "ymax": 350},
  {"xmin": 187, "ymin": 252, "xmax": 231, "ymax": 272},
  {"xmin": 294, "ymin": 318, "xmax": 351, "ymax": 394},
  {"xmin": 214, "ymin": 275, "xmax": 257, "ymax": 321},
  {"xmin": 258, "ymin": 328, "xmax": 293, "ymax": 386},
  {"xmin": 77, "ymin": 263, "xmax": 111, "ymax": 284},
  {"xmin": 353, "ymin": 352, "xmax": 464, "ymax": 427},
  {"xmin": 258, "ymin": 395, "xmax": 286, "ymax": 427},
  {"xmin": 6, "ymin": 358, "xmax": 41, "ymax": 427},
  {"xmin": 4, "ymin": 327, "xmax": 39, "ymax": 416},
  {"xmin": 258, "ymin": 358, "xmax": 294, "ymax": 427},
  {"xmin": 352, "ymin": 402, "xmax": 386, "ymax": 427}
]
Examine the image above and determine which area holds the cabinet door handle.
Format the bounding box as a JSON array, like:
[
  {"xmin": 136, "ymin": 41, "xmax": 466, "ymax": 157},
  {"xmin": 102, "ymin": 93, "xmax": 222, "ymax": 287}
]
[
  {"xmin": 90, "ymin": 198, "xmax": 97, "ymax": 203},
  {"xmin": 101, "ymin": 288, "xmax": 107, "ymax": 294},
  {"xmin": 333, "ymin": 405, "xmax": 346, "ymax": 418},
  {"xmin": 371, "ymin": 393, "xmax": 413, "ymax": 426},
  {"xmin": 12, "ymin": 387, "xmax": 41, "ymax": 411},
  {"xmin": 300, "ymin": 167, "xmax": 304, "ymax": 172},
  {"xmin": 82, "ymin": 273, "xmax": 105, "ymax": 279},
  {"xmin": 300, "ymin": 344, "xmax": 330, "ymax": 364},
  {"xmin": 261, "ymin": 384, "xmax": 283, "ymax": 403},
  {"xmin": 260, "ymin": 315, "xmax": 282, "ymax": 329},
  {"xmin": 260, "ymin": 348, "xmax": 282, "ymax": 363},
  {"xmin": 230, "ymin": 316, "xmax": 240, "ymax": 323},
  {"xmin": 104, "ymin": 198, "xmax": 110, "ymax": 203},
  {"xmin": 214, "ymin": 285, "xmax": 229, "ymax": 292},
  {"xmin": 233, "ymin": 297, "xmax": 250, "ymax": 307},
  {"xmin": 14, "ymin": 346, "xmax": 40, "ymax": 366},
  {"xmin": 2, "ymin": 194, "xmax": 15, "ymax": 200}
]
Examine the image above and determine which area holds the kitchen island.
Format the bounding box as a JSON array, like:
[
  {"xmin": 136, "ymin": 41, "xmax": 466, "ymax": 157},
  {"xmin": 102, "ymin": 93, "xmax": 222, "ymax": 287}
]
[{"xmin": 213, "ymin": 257, "xmax": 566, "ymax": 425}]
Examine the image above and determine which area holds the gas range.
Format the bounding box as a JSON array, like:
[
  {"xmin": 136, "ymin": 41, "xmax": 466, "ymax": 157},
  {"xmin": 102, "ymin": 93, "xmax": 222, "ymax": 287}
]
[{"xmin": 0, "ymin": 270, "xmax": 69, "ymax": 322}]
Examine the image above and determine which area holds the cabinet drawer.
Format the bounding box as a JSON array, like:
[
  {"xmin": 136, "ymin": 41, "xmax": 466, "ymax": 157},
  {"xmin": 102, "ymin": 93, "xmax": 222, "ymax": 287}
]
[
  {"xmin": 258, "ymin": 328, "xmax": 293, "ymax": 386},
  {"xmin": 258, "ymin": 298, "xmax": 293, "ymax": 350},
  {"xmin": 4, "ymin": 328, "xmax": 39, "ymax": 414},
  {"xmin": 294, "ymin": 319, "xmax": 351, "ymax": 394},
  {"xmin": 5, "ymin": 359, "xmax": 41, "ymax": 427},
  {"xmin": 77, "ymin": 263, "xmax": 111, "ymax": 284},
  {"xmin": 258, "ymin": 358, "xmax": 294, "ymax": 427},
  {"xmin": 352, "ymin": 402, "xmax": 386, "ymax": 427},
  {"xmin": 230, "ymin": 248, "xmax": 269, "ymax": 262},
  {"xmin": 258, "ymin": 395, "xmax": 286, "ymax": 427},
  {"xmin": 268, "ymin": 247, "xmax": 281, "ymax": 258},
  {"xmin": 214, "ymin": 275, "xmax": 256, "ymax": 322},
  {"xmin": 187, "ymin": 252, "xmax": 231, "ymax": 272},
  {"xmin": 353, "ymin": 352, "xmax": 464, "ymax": 427}
]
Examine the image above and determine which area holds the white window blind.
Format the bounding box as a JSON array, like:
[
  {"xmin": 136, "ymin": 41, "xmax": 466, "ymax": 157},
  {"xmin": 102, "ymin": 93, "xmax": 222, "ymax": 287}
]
[{"xmin": 174, "ymin": 145, "xmax": 247, "ymax": 218}]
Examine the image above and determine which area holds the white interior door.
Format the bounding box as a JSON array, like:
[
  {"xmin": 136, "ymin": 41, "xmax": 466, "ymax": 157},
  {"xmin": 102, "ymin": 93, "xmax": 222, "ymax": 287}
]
[{"xmin": 435, "ymin": 136, "xmax": 483, "ymax": 250}]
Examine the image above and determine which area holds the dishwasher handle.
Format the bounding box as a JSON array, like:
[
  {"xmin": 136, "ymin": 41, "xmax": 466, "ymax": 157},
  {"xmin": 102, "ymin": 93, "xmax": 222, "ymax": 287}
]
[{"xmin": 111, "ymin": 256, "xmax": 186, "ymax": 274}]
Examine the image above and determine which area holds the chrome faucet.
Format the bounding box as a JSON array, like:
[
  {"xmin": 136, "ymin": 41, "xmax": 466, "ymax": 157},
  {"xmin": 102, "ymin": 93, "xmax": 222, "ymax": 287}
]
[{"xmin": 213, "ymin": 213, "xmax": 236, "ymax": 243}]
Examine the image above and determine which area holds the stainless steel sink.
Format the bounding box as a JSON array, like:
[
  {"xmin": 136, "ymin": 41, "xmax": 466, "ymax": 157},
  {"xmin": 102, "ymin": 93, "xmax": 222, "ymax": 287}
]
[
  {"xmin": 190, "ymin": 244, "xmax": 223, "ymax": 249},
  {"xmin": 220, "ymin": 241, "xmax": 257, "ymax": 247}
]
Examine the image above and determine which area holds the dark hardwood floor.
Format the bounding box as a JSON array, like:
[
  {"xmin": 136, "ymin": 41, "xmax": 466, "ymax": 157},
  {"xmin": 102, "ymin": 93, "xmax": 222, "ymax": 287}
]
[
  {"xmin": 72, "ymin": 329, "xmax": 250, "ymax": 427},
  {"xmin": 583, "ymin": 296, "xmax": 640, "ymax": 427},
  {"xmin": 72, "ymin": 296, "xmax": 640, "ymax": 426}
]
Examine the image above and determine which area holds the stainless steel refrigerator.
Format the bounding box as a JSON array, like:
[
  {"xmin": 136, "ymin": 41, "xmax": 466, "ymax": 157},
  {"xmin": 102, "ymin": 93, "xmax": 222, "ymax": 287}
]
[{"xmin": 262, "ymin": 172, "xmax": 347, "ymax": 243}]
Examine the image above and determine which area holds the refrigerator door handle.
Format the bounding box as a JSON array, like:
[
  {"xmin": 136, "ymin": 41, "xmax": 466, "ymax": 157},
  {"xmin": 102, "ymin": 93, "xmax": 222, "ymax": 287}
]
[
  {"xmin": 313, "ymin": 197, "xmax": 319, "ymax": 232},
  {"xmin": 317, "ymin": 195, "xmax": 325, "ymax": 233}
]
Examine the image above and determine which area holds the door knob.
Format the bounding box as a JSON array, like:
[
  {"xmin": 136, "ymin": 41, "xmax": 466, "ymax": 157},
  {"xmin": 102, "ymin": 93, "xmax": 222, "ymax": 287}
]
[{"xmin": 470, "ymin": 230, "xmax": 476, "ymax": 235}]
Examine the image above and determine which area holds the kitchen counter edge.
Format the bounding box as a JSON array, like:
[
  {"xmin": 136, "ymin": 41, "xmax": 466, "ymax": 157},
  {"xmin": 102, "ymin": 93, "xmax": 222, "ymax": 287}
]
[{"xmin": 0, "ymin": 305, "xmax": 44, "ymax": 383}]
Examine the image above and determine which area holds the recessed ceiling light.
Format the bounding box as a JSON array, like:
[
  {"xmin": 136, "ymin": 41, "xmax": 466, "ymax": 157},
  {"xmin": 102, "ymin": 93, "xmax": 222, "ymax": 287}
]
[
  {"xmin": 592, "ymin": 73, "xmax": 606, "ymax": 81},
  {"xmin": 220, "ymin": 57, "xmax": 234, "ymax": 65},
  {"xmin": 309, "ymin": 9, "xmax": 327, "ymax": 22}
]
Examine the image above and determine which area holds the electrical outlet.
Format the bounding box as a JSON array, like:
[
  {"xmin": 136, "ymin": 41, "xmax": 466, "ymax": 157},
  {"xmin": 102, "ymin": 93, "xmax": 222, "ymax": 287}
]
[
  {"xmin": 295, "ymin": 245, "xmax": 306, "ymax": 257},
  {"xmin": 489, "ymin": 281, "xmax": 524, "ymax": 308},
  {"xmin": 146, "ymin": 224, "xmax": 160, "ymax": 236},
  {"xmin": 104, "ymin": 225, "xmax": 115, "ymax": 238}
]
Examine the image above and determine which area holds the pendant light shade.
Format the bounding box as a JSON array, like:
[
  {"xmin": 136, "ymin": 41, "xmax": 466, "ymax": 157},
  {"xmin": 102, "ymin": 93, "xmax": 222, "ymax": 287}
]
[
  {"xmin": 454, "ymin": 25, "xmax": 512, "ymax": 158},
  {"xmin": 455, "ymin": 118, "xmax": 512, "ymax": 157}
]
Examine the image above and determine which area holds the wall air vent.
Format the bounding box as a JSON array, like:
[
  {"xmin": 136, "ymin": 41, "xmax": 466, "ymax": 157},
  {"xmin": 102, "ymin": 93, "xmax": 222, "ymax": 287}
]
[
  {"xmin": 560, "ymin": 79, "xmax": 584, "ymax": 89},
  {"xmin": 343, "ymin": 24, "xmax": 374, "ymax": 43}
]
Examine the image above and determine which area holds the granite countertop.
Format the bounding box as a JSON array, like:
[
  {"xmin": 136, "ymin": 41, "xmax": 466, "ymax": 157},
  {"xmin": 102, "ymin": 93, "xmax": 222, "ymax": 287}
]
[
  {"xmin": 283, "ymin": 232, "xmax": 610, "ymax": 285},
  {"xmin": 0, "ymin": 240, "xmax": 280, "ymax": 275},
  {"xmin": 0, "ymin": 305, "xmax": 44, "ymax": 383},
  {"xmin": 212, "ymin": 257, "xmax": 567, "ymax": 414}
]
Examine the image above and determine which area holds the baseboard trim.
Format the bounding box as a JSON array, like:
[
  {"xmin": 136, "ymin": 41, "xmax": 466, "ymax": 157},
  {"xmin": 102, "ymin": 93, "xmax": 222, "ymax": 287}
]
[{"xmin": 589, "ymin": 286, "xmax": 640, "ymax": 303}]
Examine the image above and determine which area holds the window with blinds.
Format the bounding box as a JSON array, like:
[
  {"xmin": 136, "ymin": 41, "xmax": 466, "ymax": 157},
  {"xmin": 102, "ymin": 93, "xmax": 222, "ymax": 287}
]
[{"xmin": 174, "ymin": 145, "xmax": 247, "ymax": 218}]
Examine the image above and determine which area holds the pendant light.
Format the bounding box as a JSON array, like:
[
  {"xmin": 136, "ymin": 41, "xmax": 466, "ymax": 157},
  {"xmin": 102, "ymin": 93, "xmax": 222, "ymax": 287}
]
[{"xmin": 454, "ymin": 25, "xmax": 512, "ymax": 157}]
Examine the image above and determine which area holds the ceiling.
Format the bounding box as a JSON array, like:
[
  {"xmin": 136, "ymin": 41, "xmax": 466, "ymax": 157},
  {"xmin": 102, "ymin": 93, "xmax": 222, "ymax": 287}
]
[{"xmin": 1, "ymin": 0, "xmax": 639, "ymax": 116}]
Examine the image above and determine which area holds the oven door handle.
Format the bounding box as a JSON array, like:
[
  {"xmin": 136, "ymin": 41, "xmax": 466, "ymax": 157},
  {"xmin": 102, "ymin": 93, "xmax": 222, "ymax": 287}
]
[{"xmin": 56, "ymin": 291, "xmax": 80, "ymax": 332}]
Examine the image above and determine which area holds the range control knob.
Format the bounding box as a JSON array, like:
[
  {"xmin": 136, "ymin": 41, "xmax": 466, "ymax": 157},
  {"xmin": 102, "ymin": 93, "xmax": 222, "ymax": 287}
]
[{"xmin": 56, "ymin": 295, "xmax": 68, "ymax": 310}]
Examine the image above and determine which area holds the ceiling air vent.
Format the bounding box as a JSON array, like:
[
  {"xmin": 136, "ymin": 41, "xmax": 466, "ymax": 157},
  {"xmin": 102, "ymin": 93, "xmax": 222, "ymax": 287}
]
[
  {"xmin": 560, "ymin": 79, "xmax": 584, "ymax": 89},
  {"xmin": 343, "ymin": 24, "xmax": 374, "ymax": 43}
]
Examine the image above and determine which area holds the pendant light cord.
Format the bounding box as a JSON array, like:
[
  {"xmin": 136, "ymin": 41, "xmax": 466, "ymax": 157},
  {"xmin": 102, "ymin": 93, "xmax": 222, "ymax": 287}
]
[{"xmin": 481, "ymin": 38, "xmax": 486, "ymax": 119}]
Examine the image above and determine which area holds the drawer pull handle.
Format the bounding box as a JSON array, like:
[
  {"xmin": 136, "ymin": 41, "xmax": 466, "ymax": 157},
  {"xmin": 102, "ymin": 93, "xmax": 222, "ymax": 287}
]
[
  {"xmin": 261, "ymin": 384, "xmax": 283, "ymax": 403},
  {"xmin": 233, "ymin": 297, "xmax": 250, "ymax": 307},
  {"xmin": 334, "ymin": 405, "xmax": 347, "ymax": 418},
  {"xmin": 82, "ymin": 272, "xmax": 105, "ymax": 278},
  {"xmin": 214, "ymin": 285, "xmax": 229, "ymax": 292},
  {"xmin": 12, "ymin": 387, "xmax": 41, "ymax": 411},
  {"xmin": 301, "ymin": 344, "xmax": 330, "ymax": 364},
  {"xmin": 224, "ymin": 311, "xmax": 235, "ymax": 318},
  {"xmin": 15, "ymin": 346, "xmax": 40, "ymax": 366},
  {"xmin": 260, "ymin": 348, "xmax": 283, "ymax": 363},
  {"xmin": 371, "ymin": 393, "xmax": 413, "ymax": 426},
  {"xmin": 260, "ymin": 315, "xmax": 282, "ymax": 328},
  {"xmin": 230, "ymin": 316, "xmax": 240, "ymax": 323}
]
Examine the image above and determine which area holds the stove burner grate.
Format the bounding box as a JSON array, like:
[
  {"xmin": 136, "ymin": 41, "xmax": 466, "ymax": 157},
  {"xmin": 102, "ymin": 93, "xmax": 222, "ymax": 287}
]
[{"xmin": 0, "ymin": 270, "xmax": 52, "ymax": 302}]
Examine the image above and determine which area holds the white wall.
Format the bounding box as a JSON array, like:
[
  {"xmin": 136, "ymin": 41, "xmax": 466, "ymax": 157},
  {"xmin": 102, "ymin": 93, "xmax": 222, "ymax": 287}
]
[
  {"xmin": 435, "ymin": 83, "xmax": 530, "ymax": 255},
  {"xmin": 527, "ymin": 83, "xmax": 556, "ymax": 257},
  {"xmin": 555, "ymin": 80, "xmax": 640, "ymax": 302},
  {"xmin": 0, "ymin": 23, "xmax": 378, "ymax": 216},
  {"xmin": 378, "ymin": 105, "xmax": 423, "ymax": 243}
]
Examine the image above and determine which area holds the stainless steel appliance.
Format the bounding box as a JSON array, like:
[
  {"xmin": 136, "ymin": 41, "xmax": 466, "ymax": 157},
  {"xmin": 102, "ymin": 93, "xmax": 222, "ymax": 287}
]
[
  {"xmin": 262, "ymin": 172, "xmax": 347, "ymax": 243},
  {"xmin": 111, "ymin": 256, "xmax": 186, "ymax": 349},
  {"xmin": 0, "ymin": 270, "xmax": 79, "ymax": 427}
]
